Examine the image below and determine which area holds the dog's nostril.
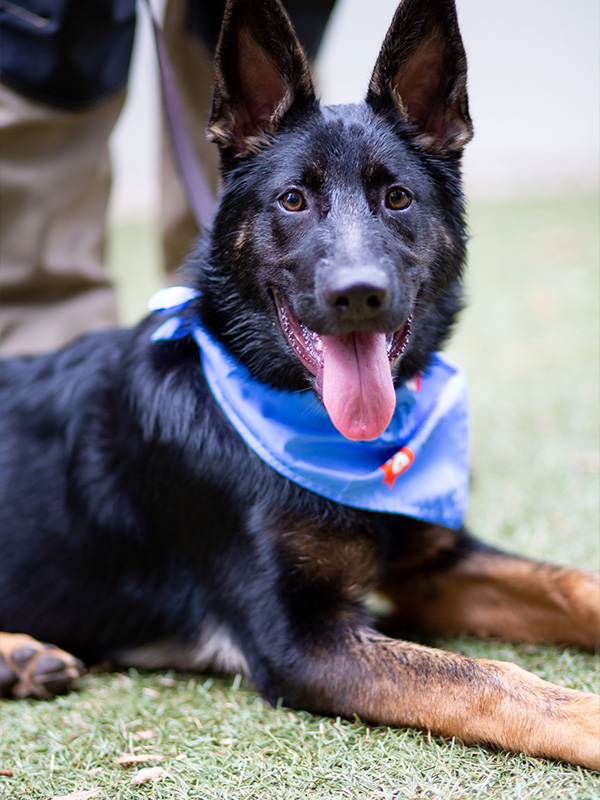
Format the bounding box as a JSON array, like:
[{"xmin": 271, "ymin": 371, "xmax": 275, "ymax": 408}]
[
  {"xmin": 323, "ymin": 268, "xmax": 391, "ymax": 319},
  {"xmin": 366, "ymin": 294, "xmax": 382, "ymax": 309},
  {"xmin": 329, "ymin": 287, "xmax": 388, "ymax": 314},
  {"xmin": 331, "ymin": 290, "xmax": 386, "ymax": 315}
]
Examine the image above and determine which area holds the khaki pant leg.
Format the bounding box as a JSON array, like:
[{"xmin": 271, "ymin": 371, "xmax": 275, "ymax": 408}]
[
  {"xmin": 160, "ymin": 0, "xmax": 219, "ymax": 277},
  {"xmin": 0, "ymin": 83, "xmax": 123, "ymax": 356}
]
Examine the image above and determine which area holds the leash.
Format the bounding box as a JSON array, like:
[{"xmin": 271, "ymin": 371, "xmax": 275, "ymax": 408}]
[{"xmin": 142, "ymin": 0, "xmax": 215, "ymax": 231}]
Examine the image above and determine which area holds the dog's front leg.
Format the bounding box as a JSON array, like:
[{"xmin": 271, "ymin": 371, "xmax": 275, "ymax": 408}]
[
  {"xmin": 377, "ymin": 526, "xmax": 600, "ymax": 649},
  {"xmin": 279, "ymin": 627, "xmax": 600, "ymax": 769}
]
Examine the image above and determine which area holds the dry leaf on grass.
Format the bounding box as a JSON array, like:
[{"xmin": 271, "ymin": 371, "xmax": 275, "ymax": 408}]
[
  {"xmin": 50, "ymin": 789, "xmax": 102, "ymax": 800},
  {"xmin": 132, "ymin": 729, "xmax": 157, "ymax": 741},
  {"xmin": 130, "ymin": 766, "xmax": 166, "ymax": 785},
  {"xmin": 115, "ymin": 753, "xmax": 167, "ymax": 767}
]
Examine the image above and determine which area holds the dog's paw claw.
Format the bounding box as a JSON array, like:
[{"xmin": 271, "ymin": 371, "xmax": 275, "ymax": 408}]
[{"xmin": 0, "ymin": 633, "xmax": 85, "ymax": 699}]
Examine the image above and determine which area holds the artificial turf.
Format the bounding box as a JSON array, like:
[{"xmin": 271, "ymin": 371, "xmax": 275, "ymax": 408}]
[{"xmin": 1, "ymin": 192, "xmax": 598, "ymax": 799}]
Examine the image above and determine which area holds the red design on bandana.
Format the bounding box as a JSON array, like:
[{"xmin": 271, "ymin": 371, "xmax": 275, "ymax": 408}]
[
  {"xmin": 405, "ymin": 374, "xmax": 422, "ymax": 393},
  {"xmin": 380, "ymin": 447, "xmax": 415, "ymax": 489}
]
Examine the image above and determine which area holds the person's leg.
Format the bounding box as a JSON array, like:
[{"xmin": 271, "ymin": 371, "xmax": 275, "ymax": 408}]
[
  {"xmin": 0, "ymin": 0, "xmax": 136, "ymax": 356},
  {"xmin": 0, "ymin": 84, "xmax": 124, "ymax": 356}
]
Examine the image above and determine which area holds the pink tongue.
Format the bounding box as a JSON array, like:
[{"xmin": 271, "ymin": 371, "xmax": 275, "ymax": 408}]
[{"xmin": 321, "ymin": 332, "xmax": 396, "ymax": 441}]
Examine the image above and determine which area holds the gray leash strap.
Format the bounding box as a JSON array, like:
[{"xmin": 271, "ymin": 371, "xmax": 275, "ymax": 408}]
[{"xmin": 143, "ymin": 0, "xmax": 216, "ymax": 231}]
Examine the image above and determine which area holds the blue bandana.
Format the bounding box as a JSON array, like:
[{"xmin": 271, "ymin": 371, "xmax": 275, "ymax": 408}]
[{"xmin": 149, "ymin": 286, "xmax": 469, "ymax": 529}]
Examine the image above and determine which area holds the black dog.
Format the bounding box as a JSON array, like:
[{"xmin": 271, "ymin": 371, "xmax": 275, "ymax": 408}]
[{"xmin": 0, "ymin": 0, "xmax": 598, "ymax": 769}]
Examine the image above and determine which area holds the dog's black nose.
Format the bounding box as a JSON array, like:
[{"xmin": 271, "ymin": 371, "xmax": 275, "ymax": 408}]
[{"xmin": 322, "ymin": 267, "xmax": 391, "ymax": 324}]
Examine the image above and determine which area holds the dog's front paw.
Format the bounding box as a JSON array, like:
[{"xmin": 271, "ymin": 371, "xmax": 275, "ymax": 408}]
[{"xmin": 0, "ymin": 632, "xmax": 85, "ymax": 699}]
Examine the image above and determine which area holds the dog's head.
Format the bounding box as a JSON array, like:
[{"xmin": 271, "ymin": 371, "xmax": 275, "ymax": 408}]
[{"xmin": 195, "ymin": 0, "xmax": 473, "ymax": 441}]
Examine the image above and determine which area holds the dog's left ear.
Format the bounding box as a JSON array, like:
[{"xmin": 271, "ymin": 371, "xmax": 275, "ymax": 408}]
[
  {"xmin": 207, "ymin": 0, "xmax": 316, "ymax": 158},
  {"xmin": 367, "ymin": 0, "xmax": 473, "ymax": 152}
]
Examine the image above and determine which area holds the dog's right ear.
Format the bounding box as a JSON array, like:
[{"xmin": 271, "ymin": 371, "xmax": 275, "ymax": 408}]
[{"xmin": 207, "ymin": 0, "xmax": 316, "ymax": 159}]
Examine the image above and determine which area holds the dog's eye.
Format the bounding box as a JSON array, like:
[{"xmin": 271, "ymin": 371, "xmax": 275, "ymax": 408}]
[
  {"xmin": 279, "ymin": 190, "xmax": 306, "ymax": 212},
  {"xmin": 385, "ymin": 188, "xmax": 412, "ymax": 211}
]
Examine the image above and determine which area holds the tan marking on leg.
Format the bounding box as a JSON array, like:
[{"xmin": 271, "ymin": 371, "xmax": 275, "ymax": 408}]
[
  {"xmin": 378, "ymin": 549, "xmax": 600, "ymax": 649},
  {"xmin": 286, "ymin": 627, "xmax": 600, "ymax": 769},
  {"xmin": 0, "ymin": 632, "xmax": 85, "ymax": 699}
]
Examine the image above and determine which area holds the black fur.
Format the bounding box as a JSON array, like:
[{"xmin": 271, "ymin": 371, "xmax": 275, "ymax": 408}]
[{"xmin": 1, "ymin": 0, "xmax": 473, "ymax": 699}]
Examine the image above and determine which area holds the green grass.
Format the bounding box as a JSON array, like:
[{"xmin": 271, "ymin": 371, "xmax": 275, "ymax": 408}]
[
  {"xmin": 1, "ymin": 193, "xmax": 599, "ymax": 799},
  {"xmin": 448, "ymin": 192, "xmax": 599, "ymax": 568}
]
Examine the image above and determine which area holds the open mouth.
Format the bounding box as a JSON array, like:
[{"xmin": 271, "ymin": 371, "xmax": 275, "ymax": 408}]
[{"xmin": 274, "ymin": 293, "xmax": 412, "ymax": 441}]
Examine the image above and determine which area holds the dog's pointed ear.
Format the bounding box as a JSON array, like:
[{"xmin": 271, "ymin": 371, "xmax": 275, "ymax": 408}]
[
  {"xmin": 366, "ymin": 0, "xmax": 473, "ymax": 152},
  {"xmin": 207, "ymin": 0, "xmax": 316, "ymax": 157}
]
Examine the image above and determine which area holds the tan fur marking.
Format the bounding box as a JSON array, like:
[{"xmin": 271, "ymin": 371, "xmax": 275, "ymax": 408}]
[
  {"xmin": 289, "ymin": 627, "xmax": 600, "ymax": 769},
  {"xmin": 279, "ymin": 526, "xmax": 380, "ymax": 599},
  {"xmin": 0, "ymin": 632, "xmax": 84, "ymax": 699},
  {"xmin": 234, "ymin": 217, "xmax": 253, "ymax": 254},
  {"xmin": 379, "ymin": 550, "xmax": 600, "ymax": 649},
  {"xmin": 439, "ymin": 224, "xmax": 457, "ymax": 254}
]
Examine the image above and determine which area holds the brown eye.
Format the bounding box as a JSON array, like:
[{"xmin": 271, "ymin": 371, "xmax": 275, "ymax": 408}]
[
  {"xmin": 386, "ymin": 188, "xmax": 412, "ymax": 210},
  {"xmin": 280, "ymin": 190, "xmax": 306, "ymax": 212}
]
